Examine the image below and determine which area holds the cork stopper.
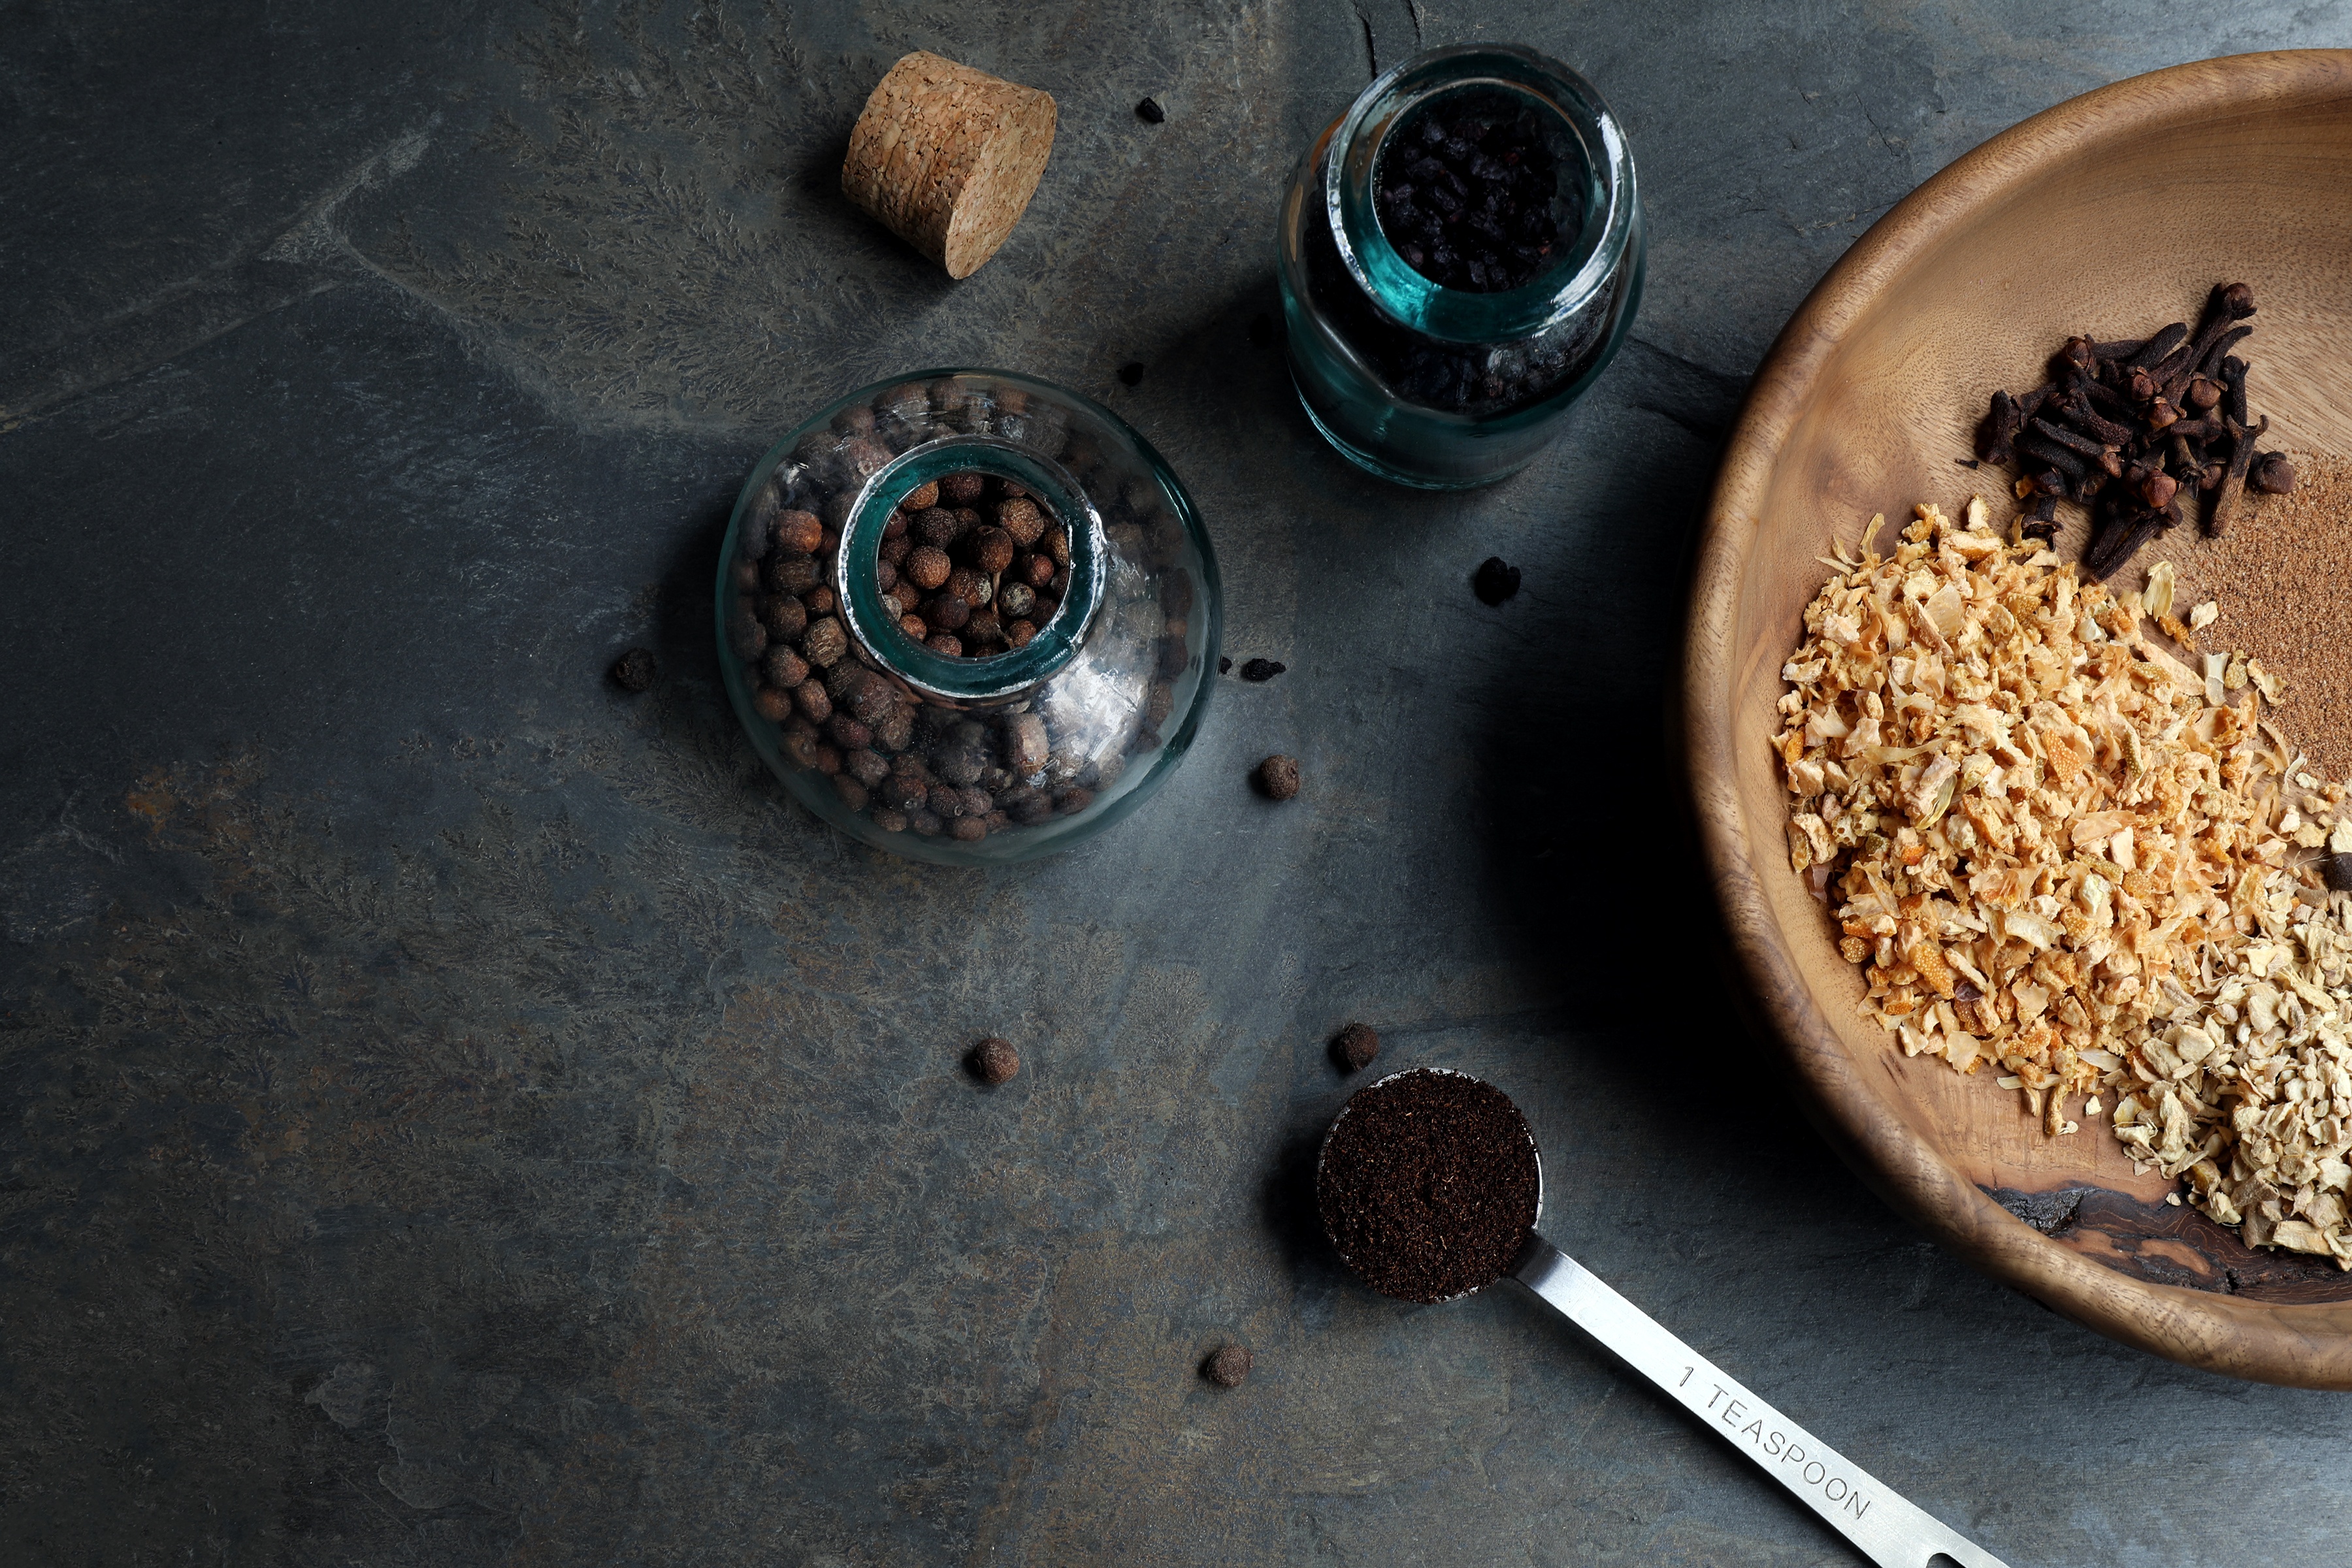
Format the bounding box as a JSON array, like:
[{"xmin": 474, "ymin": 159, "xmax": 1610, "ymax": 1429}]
[{"xmin": 841, "ymin": 51, "xmax": 1057, "ymax": 280}]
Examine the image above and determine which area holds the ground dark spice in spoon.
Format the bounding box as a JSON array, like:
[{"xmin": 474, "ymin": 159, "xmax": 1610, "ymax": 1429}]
[{"xmin": 1316, "ymin": 1069, "xmax": 1539, "ymax": 1303}]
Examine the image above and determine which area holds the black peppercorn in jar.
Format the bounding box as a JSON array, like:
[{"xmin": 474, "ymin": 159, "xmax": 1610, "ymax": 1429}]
[
  {"xmin": 1277, "ymin": 44, "xmax": 1644, "ymax": 489},
  {"xmin": 717, "ymin": 369, "xmax": 1220, "ymax": 864}
]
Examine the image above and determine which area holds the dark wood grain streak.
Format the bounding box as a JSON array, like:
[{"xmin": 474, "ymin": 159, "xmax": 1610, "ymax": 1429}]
[{"xmin": 1984, "ymin": 1185, "xmax": 2352, "ymax": 1305}]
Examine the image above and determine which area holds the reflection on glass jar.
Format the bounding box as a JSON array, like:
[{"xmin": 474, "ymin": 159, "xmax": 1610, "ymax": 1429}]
[
  {"xmin": 717, "ymin": 370, "xmax": 1220, "ymax": 864},
  {"xmin": 1277, "ymin": 44, "xmax": 1644, "ymax": 489}
]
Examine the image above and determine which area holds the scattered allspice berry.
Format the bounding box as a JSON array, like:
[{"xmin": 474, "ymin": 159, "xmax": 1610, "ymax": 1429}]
[
  {"xmin": 610, "ymin": 647, "xmax": 659, "ymax": 692},
  {"xmin": 1202, "ymin": 1345, "xmax": 1253, "ymax": 1388},
  {"xmin": 969, "ymin": 1036, "xmax": 1020, "ymax": 1085},
  {"xmin": 1473, "ymin": 557, "xmax": 1522, "ymax": 606},
  {"xmin": 1331, "ymin": 1022, "xmax": 1379, "ymax": 1072},
  {"xmin": 1238, "ymin": 658, "xmax": 1286, "ymax": 683},
  {"xmin": 1135, "ymin": 96, "xmax": 1166, "ymax": 124},
  {"xmin": 1254, "ymin": 755, "xmax": 1301, "ymax": 802}
]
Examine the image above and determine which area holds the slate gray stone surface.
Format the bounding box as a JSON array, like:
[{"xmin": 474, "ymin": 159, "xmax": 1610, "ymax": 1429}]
[{"xmin": 5, "ymin": 2, "xmax": 2351, "ymax": 1563}]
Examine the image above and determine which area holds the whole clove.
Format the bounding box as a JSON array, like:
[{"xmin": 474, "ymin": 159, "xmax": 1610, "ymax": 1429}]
[
  {"xmin": 2018, "ymin": 494, "xmax": 2061, "ymax": 542},
  {"xmin": 1980, "ymin": 389, "xmax": 2021, "ymax": 466},
  {"xmin": 2219, "ymin": 357, "xmax": 2249, "ymax": 429},
  {"xmin": 2166, "ymin": 283, "xmax": 2256, "ymax": 400},
  {"xmin": 2196, "ymin": 325, "xmax": 2253, "ymax": 382},
  {"xmin": 2018, "ymin": 435, "xmax": 2092, "ymax": 487},
  {"xmin": 2208, "ymin": 415, "xmax": 2269, "ymax": 538},
  {"xmin": 2029, "ymin": 416, "xmax": 2121, "ymax": 475},
  {"xmin": 2125, "ymin": 322, "xmax": 2189, "ymax": 370},
  {"xmin": 2252, "ymin": 452, "xmax": 2297, "ymax": 495},
  {"xmin": 2085, "ymin": 505, "xmax": 2172, "ymax": 580}
]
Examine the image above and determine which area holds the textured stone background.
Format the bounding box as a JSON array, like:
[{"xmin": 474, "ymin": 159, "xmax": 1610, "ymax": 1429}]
[{"xmin": 6, "ymin": 3, "xmax": 2352, "ymax": 1563}]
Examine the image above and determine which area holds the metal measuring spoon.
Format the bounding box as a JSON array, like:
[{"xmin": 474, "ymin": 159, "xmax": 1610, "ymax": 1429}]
[{"xmin": 1316, "ymin": 1068, "xmax": 2010, "ymax": 1568}]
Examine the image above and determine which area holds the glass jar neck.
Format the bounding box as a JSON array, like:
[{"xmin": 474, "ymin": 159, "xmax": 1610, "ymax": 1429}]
[
  {"xmin": 833, "ymin": 435, "xmax": 1105, "ymax": 704},
  {"xmin": 1326, "ymin": 44, "xmax": 1637, "ymax": 345}
]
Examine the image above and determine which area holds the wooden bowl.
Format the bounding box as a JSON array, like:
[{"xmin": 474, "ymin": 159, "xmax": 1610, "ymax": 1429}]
[{"xmin": 1686, "ymin": 50, "xmax": 2352, "ymax": 1388}]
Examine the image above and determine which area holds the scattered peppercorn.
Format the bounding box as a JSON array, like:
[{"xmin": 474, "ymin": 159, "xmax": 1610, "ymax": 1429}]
[
  {"xmin": 610, "ymin": 647, "xmax": 658, "ymax": 692},
  {"xmin": 1117, "ymin": 361, "xmax": 1145, "ymax": 388},
  {"xmin": 970, "ymin": 1037, "xmax": 1020, "ymax": 1085},
  {"xmin": 1473, "ymin": 557, "xmax": 1522, "ymax": 605},
  {"xmin": 1136, "ymin": 96, "xmax": 1166, "ymax": 124},
  {"xmin": 1255, "ymin": 754, "xmax": 1301, "ymax": 802},
  {"xmin": 1217, "ymin": 655, "xmax": 1233, "ymax": 674},
  {"xmin": 1202, "ymin": 1345, "xmax": 1252, "ymax": 1388},
  {"xmin": 1331, "ymin": 1022, "xmax": 1379, "ymax": 1072},
  {"xmin": 1238, "ymin": 658, "xmax": 1286, "ymax": 683}
]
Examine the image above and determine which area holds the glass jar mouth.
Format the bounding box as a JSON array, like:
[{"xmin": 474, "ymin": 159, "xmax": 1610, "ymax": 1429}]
[
  {"xmin": 1326, "ymin": 43, "xmax": 1637, "ymax": 344},
  {"xmin": 832, "ymin": 434, "xmax": 1107, "ymax": 704}
]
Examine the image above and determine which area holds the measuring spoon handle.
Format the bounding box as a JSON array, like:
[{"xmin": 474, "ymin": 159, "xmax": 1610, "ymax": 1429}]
[{"xmin": 1511, "ymin": 1235, "xmax": 2010, "ymax": 1568}]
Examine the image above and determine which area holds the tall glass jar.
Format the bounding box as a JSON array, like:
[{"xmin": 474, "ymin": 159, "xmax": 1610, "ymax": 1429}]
[
  {"xmin": 716, "ymin": 370, "xmax": 1220, "ymax": 864},
  {"xmin": 1277, "ymin": 44, "xmax": 1644, "ymax": 489}
]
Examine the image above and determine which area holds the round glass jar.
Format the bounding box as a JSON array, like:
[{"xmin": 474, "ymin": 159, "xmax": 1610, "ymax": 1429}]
[
  {"xmin": 1276, "ymin": 44, "xmax": 1644, "ymax": 489},
  {"xmin": 716, "ymin": 369, "xmax": 1220, "ymax": 864}
]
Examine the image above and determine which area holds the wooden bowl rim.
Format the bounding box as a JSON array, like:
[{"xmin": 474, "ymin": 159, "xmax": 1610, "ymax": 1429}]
[{"xmin": 1686, "ymin": 48, "xmax": 2352, "ymax": 1388}]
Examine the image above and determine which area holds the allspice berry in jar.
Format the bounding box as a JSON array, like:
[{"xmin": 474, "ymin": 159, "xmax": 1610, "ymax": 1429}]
[
  {"xmin": 1276, "ymin": 44, "xmax": 1644, "ymax": 488},
  {"xmin": 717, "ymin": 370, "xmax": 1224, "ymax": 865}
]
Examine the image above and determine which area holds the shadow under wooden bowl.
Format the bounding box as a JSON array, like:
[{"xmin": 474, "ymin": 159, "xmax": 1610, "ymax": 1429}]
[{"xmin": 1686, "ymin": 50, "xmax": 2352, "ymax": 1388}]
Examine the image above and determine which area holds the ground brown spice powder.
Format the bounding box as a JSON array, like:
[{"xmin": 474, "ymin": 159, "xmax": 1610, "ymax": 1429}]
[
  {"xmin": 1315, "ymin": 1069, "xmax": 1539, "ymax": 1303},
  {"xmin": 2157, "ymin": 451, "xmax": 2352, "ymax": 774}
]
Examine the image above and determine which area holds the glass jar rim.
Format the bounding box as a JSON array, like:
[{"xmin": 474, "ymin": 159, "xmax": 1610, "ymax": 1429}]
[
  {"xmin": 1324, "ymin": 42, "xmax": 1638, "ymax": 345},
  {"xmin": 832, "ymin": 434, "xmax": 1107, "ymax": 704}
]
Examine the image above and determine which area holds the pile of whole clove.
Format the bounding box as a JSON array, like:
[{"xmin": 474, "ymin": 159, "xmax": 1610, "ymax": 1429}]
[
  {"xmin": 874, "ymin": 469, "xmax": 1069, "ymax": 658},
  {"xmin": 1976, "ymin": 282, "xmax": 2296, "ymax": 578}
]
